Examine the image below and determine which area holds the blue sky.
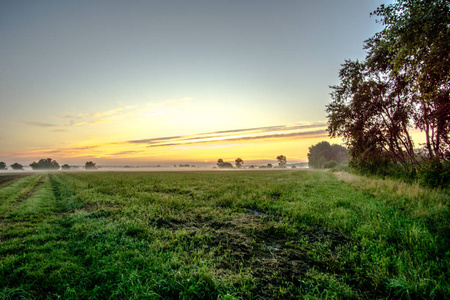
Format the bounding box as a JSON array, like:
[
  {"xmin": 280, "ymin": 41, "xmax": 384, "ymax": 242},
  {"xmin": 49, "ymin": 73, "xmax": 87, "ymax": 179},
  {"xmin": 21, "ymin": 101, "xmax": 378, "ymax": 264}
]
[{"xmin": 0, "ymin": 0, "xmax": 391, "ymax": 164}]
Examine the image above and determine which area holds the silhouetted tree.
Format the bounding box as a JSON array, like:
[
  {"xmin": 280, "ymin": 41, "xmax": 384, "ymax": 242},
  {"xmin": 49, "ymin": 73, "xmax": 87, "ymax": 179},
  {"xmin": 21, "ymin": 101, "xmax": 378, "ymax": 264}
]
[
  {"xmin": 84, "ymin": 161, "xmax": 97, "ymax": 170},
  {"xmin": 10, "ymin": 163, "xmax": 24, "ymax": 170},
  {"xmin": 328, "ymin": 0, "xmax": 450, "ymax": 166},
  {"xmin": 61, "ymin": 164, "xmax": 70, "ymax": 170},
  {"xmin": 0, "ymin": 162, "xmax": 6, "ymax": 170},
  {"xmin": 30, "ymin": 158, "xmax": 60, "ymax": 170},
  {"xmin": 370, "ymin": 0, "xmax": 450, "ymax": 159},
  {"xmin": 277, "ymin": 155, "xmax": 287, "ymax": 168},
  {"xmin": 235, "ymin": 158, "xmax": 244, "ymax": 168}
]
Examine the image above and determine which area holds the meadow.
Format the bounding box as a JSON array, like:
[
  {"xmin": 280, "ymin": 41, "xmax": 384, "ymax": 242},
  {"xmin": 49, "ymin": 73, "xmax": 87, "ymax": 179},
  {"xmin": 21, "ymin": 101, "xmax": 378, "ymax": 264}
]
[{"xmin": 0, "ymin": 170, "xmax": 448, "ymax": 299}]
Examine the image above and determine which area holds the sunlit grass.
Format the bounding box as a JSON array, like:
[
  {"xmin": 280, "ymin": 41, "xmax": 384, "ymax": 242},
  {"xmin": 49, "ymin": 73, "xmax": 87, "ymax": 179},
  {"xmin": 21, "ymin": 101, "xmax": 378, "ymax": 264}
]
[{"xmin": 0, "ymin": 170, "xmax": 448, "ymax": 299}]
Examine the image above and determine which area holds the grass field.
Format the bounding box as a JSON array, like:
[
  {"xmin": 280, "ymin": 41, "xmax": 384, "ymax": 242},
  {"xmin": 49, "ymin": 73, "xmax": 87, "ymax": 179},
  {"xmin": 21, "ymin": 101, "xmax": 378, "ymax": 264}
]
[{"xmin": 0, "ymin": 170, "xmax": 448, "ymax": 299}]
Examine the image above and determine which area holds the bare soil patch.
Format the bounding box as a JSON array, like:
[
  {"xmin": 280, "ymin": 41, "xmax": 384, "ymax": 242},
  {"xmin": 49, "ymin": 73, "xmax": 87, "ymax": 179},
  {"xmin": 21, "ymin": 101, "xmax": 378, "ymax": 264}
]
[
  {"xmin": 155, "ymin": 211, "xmax": 349, "ymax": 299},
  {"xmin": 0, "ymin": 173, "xmax": 30, "ymax": 188}
]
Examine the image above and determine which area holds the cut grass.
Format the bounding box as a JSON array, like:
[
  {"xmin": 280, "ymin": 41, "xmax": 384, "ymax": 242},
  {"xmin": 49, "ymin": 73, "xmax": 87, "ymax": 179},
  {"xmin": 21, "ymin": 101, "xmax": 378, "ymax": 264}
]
[{"xmin": 0, "ymin": 170, "xmax": 448, "ymax": 299}]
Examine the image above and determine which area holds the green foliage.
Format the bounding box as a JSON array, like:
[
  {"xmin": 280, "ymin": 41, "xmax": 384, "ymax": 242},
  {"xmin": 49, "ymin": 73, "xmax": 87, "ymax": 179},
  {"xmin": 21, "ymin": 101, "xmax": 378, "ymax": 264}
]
[
  {"xmin": 29, "ymin": 158, "xmax": 60, "ymax": 170},
  {"xmin": 416, "ymin": 159, "xmax": 450, "ymax": 188},
  {"xmin": 308, "ymin": 141, "xmax": 349, "ymax": 169},
  {"xmin": 323, "ymin": 160, "xmax": 338, "ymax": 169}
]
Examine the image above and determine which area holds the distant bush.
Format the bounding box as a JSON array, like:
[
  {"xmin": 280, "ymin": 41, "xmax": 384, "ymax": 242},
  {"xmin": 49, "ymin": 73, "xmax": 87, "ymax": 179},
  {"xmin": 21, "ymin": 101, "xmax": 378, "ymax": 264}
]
[
  {"xmin": 323, "ymin": 160, "xmax": 338, "ymax": 169},
  {"xmin": 349, "ymin": 158, "xmax": 450, "ymax": 189},
  {"xmin": 416, "ymin": 159, "xmax": 450, "ymax": 188},
  {"xmin": 10, "ymin": 163, "xmax": 24, "ymax": 170},
  {"xmin": 0, "ymin": 162, "xmax": 6, "ymax": 170},
  {"xmin": 217, "ymin": 159, "xmax": 233, "ymax": 169},
  {"xmin": 84, "ymin": 161, "xmax": 97, "ymax": 170},
  {"xmin": 308, "ymin": 141, "xmax": 349, "ymax": 169}
]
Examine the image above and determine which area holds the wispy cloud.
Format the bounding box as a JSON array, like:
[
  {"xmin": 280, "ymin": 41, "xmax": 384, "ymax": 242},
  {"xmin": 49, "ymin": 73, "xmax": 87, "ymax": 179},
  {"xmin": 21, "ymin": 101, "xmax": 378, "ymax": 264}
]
[
  {"xmin": 91, "ymin": 107, "xmax": 125, "ymax": 117},
  {"xmin": 136, "ymin": 111, "xmax": 165, "ymax": 117},
  {"xmin": 72, "ymin": 118, "xmax": 112, "ymax": 126},
  {"xmin": 111, "ymin": 150, "xmax": 144, "ymax": 156},
  {"xmin": 24, "ymin": 121, "xmax": 59, "ymax": 127},
  {"xmin": 124, "ymin": 121, "xmax": 328, "ymax": 148},
  {"xmin": 146, "ymin": 130, "xmax": 327, "ymax": 148}
]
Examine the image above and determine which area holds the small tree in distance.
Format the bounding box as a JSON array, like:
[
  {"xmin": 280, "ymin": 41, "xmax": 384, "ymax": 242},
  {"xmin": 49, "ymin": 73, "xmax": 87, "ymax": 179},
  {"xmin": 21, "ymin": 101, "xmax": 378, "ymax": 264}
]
[
  {"xmin": 85, "ymin": 161, "xmax": 97, "ymax": 170},
  {"xmin": 277, "ymin": 155, "xmax": 287, "ymax": 168},
  {"xmin": 10, "ymin": 163, "xmax": 24, "ymax": 170},
  {"xmin": 61, "ymin": 164, "xmax": 71, "ymax": 170},
  {"xmin": 235, "ymin": 158, "xmax": 244, "ymax": 168},
  {"xmin": 0, "ymin": 162, "xmax": 6, "ymax": 170}
]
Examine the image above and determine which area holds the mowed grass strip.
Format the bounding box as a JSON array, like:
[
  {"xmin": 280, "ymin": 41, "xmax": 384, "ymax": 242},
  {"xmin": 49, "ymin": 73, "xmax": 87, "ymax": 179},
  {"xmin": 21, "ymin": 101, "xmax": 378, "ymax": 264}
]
[{"xmin": 0, "ymin": 170, "xmax": 448, "ymax": 299}]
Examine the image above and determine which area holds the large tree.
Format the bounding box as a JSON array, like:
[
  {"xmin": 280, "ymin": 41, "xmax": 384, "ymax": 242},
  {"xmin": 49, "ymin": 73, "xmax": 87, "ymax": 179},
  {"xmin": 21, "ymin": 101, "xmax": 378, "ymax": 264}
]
[
  {"xmin": 327, "ymin": 0, "xmax": 449, "ymax": 168},
  {"xmin": 369, "ymin": 0, "xmax": 450, "ymax": 159},
  {"xmin": 30, "ymin": 158, "xmax": 60, "ymax": 170},
  {"xmin": 308, "ymin": 141, "xmax": 349, "ymax": 169}
]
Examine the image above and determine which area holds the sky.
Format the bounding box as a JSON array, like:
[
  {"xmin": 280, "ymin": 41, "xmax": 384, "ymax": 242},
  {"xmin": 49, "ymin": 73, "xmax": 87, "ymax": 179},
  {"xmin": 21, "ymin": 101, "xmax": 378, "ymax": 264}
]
[{"xmin": 0, "ymin": 0, "xmax": 391, "ymax": 166}]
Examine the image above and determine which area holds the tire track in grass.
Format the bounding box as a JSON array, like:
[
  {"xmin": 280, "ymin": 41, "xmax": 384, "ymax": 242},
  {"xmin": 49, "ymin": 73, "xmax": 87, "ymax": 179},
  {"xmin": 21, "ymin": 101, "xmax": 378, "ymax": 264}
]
[
  {"xmin": 0, "ymin": 174, "xmax": 45, "ymax": 216},
  {"xmin": 14, "ymin": 175, "xmax": 45, "ymax": 205}
]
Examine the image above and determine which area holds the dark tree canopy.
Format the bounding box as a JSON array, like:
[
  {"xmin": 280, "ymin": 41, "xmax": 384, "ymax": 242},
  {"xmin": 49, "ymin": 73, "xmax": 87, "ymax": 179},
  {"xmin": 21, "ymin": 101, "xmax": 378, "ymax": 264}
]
[
  {"xmin": 368, "ymin": 0, "xmax": 450, "ymax": 160},
  {"xmin": 61, "ymin": 164, "xmax": 71, "ymax": 170},
  {"xmin": 327, "ymin": 0, "xmax": 450, "ymax": 170},
  {"xmin": 0, "ymin": 162, "xmax": 6, "ymax": 170},
  {"xmin": 85, "ymin": 161, "xmax": 97, "ymax": 170},
  {"xmin": 308, "ymin": 142, "xmax": 349, "ymax": 169},
  {"xmin": 30, "ymin": 158, "xmax": 60, "ymax": 170},
  {"xmin": 10, "ymin": 163, "xmax": 24, "ymax": 170}
]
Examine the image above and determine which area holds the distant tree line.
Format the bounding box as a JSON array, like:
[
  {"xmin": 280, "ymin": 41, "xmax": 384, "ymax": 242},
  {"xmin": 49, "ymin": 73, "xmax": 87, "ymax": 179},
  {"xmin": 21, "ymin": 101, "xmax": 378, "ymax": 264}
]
[
  {"xmin": 0, "ymin": 161, "xmax": 24, "ymax": 170},
  {"xmin": 326, "ymin": 0, "xmax": 449, "ymax": 187},
  {"xmin": 0, "ymin": 159, "xmax": 99, "ymax": 171},
  {"xmin": 216, "ymin": 156, "xmax": 290, "ymax": 169}
]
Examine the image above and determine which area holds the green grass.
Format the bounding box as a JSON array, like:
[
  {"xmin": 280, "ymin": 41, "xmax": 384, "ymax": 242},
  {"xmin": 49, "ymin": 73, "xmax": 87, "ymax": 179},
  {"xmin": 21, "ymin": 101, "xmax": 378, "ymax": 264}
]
[{"xmin": 0, "ymin": 170, "xmax": 448, "ymax": 299}]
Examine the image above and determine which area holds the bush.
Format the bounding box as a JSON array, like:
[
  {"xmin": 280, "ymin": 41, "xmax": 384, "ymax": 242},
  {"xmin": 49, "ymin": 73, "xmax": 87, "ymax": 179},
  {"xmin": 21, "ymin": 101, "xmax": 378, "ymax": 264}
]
[
  {"xmin": 323, "ymin": 160, "xmax": 338, "ymax": 169},
  {"xmin": 416, "ymin": 159, "xmax": 450, "ymax": 188}
]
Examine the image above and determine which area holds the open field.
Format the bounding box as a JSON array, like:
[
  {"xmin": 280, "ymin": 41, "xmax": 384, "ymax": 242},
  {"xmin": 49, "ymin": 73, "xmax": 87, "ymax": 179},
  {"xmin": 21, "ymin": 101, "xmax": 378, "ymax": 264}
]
[{"xmin": 0, "ymin": 170, "xmax": 448, "ymax": 299}]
